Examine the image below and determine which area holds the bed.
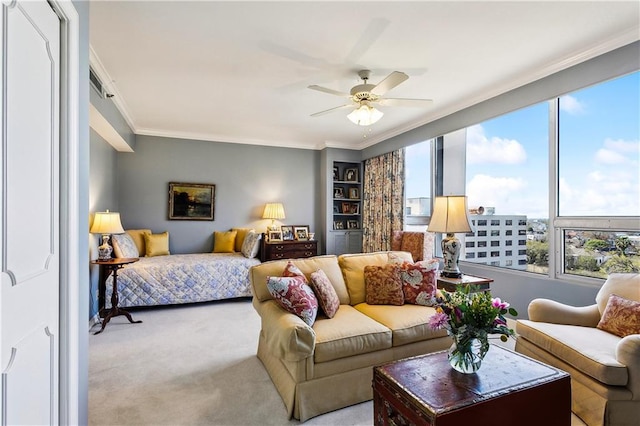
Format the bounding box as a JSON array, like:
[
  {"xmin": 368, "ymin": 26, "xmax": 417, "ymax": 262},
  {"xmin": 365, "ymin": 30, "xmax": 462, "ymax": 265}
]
[{"xmin": 104, "ymin": 253, "xmax": 261, "ymax": 308}]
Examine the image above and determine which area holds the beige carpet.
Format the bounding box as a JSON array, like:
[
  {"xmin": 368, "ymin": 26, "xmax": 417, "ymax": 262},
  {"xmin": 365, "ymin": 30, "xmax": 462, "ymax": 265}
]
[{"xmin": 89, "ymin": 299, "xmax": 586, "ymax": 425}]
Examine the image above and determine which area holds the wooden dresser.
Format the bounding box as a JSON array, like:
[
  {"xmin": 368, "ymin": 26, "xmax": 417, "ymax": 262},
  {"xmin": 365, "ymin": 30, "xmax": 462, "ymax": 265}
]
[
  {"xmin": 260, "ymin": 238, "xmax": 318, "ymax": 262},
  {"xmin": 373, "ymin": 345, "xmax": 570, "ymax": 426}
]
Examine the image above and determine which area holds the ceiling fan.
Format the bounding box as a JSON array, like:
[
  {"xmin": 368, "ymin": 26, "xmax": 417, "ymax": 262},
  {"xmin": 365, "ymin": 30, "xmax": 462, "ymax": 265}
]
[{"xmin": 308, "ymin": 70, "xmax": 433, "ymax": 126}]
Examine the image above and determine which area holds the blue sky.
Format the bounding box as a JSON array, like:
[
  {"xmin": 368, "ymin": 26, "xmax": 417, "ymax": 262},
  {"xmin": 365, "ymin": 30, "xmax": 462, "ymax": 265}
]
[{"xmin": 406, "ymin": 71, "xmax": 640, "ymax": 220}]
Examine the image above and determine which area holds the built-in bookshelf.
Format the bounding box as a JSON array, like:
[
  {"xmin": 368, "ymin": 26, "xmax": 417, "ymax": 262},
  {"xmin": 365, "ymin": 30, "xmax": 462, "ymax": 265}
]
[{"xmin": 330, "ymin": 161, "xmax": 363, "ymax": 254}]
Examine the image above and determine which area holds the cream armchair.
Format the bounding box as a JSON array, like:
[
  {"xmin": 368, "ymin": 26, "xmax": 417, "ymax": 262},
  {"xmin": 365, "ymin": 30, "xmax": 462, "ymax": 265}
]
[{"xmin": 516, "ymin": 273, "xmax": 640, "ymax": 426}]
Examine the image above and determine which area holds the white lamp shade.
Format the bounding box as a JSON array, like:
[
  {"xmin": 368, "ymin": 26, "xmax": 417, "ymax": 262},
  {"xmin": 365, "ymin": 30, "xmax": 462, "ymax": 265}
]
[
  {"xmin": 90, "ymin": 211, "xmax": 125, "ymax": 235},
  {"xmin": 428, "ymin": 196, "xmax": 473, "ymax": 234},
  {"xmin": 347, "ymin": 104, "xmax": 383, "ymax": 126},
  {"xmin": 262, "ymin": 203, "xmax": 286, "ymax": 220}
]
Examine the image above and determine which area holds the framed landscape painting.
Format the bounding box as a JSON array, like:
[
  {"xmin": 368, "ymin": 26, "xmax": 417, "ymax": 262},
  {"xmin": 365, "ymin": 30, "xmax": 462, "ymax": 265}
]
[{"xmin": 168, "ymin": 182, "xmax": 215, "ymax": 220}]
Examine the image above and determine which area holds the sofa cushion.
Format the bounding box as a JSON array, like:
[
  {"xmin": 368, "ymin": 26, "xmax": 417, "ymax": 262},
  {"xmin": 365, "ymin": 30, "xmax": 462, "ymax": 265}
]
[
  {"xmin": 354, "ymin": 303, "xmax": 448, "ymax": 346},
  {"xmin": 240, "ymin": 230, "xmax": 261, "ymax": 259},
  {"xmin": 595, "ymin": 273, "xmax": 640, "ymax": 315},
  {"xmin": 213, "ymin": 230, "xmax": 237, "ymax": 253},
  {"xmin": 125, "ymin": 229, "xmax": 151, "ymax": 256},
  {"xmin": 364, "ymin": 264, "xmax": 404, "ymax": 305},
  {"xmin": 597, "ymin": 294, "xmax": 640, "ymax": 337},
  {"xmin": 251, "ymin": 256, "xmax": 349, "ymax": 305},
  {"xmin": 267, "ymin": 276, "xmax": 318, "ymax": 326},
  {"xmin": 283, "ymin": 261, "xmax": 307, "ymax": 280},
  {"xmin": 145, "ymin": 232, "xmax": 170, "ymax": 257},
  {"xmin": 339, "ymin": 251, "xmax": 413, "ymax": 305},
  {"xmin": 398, "ymin": 261, "xmax": 438, "ymax": 306},
  {"xmin": 309, "ymin": 269, "xmax": 340, "ymax": 318},
  {"xmin": 517, "ymin": 319, "xmax": 627, "ymax": 386},
  {"xmin": 111, "ymin": 233, "xmax": 139, "ymax": 258},
  {"xmin": 232, "ymin": 227, "xmax": 253, "ymax": 252},
  {"xmin": 312, "ymin": 305, "xmax": 392, "ymax": 363}
]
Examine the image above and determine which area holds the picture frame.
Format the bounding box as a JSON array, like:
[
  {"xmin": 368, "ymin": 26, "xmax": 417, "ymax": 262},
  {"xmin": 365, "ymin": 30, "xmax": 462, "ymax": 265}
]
[
  {"xmin": 334, "ymin": 187, "xmax": 345, "ymax": 198},
  {"xmin": 293, "ymin": 226, "xmax": 310, "ymax": 241},
  {"xmin": 344, "ymin": 168, "xmax": 359, "ymax": 182},
  {"xmin": 333, "ymin": 206, "xmax": 340, "ymax": 213},
  {"xmin": 168, "ymin": 182, "xmax": 215, "ymax": 220},
  {"xmin": 268, "ymin": 230, "xmax": 283, "ymax": 242},
  {"xmin": 334, "ymin": 220, "xmax": 344, "ymax": 230},
  {"xmin": 349, "ymin": 187, "xmax": 360, "ymax": 199},
  {"xmin": 342, "ymin": 202, "xmax": 359, "ymax": 214},
  {"xmin": 347, "ymin": 220, "xmax": 359, "ymax": 229},
  {"xmin": 281, "ymin": 225, "xmax": 295, "ymax": 241},
  {"xmin": 333, "ymin": 166, "xmax": 340, "ymax": 181}
]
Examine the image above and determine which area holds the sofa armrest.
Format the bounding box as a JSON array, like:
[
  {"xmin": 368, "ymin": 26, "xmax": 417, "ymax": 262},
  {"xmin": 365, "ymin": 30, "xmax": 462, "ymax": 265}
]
[
  {"xmin": 616, "ymin": 334, "xmax": 640, "ymax": 400},
  {"xmin": 259, "ymin": 300, "xmax": 316, "ymax": 362},
  {"xmin": 528, "ymin": 299, "xmax": 600, "ymax": 327}
]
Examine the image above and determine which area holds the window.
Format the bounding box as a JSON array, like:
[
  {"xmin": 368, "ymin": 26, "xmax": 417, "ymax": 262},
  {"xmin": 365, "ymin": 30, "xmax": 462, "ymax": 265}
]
[
  {"xmin": 477, "ymin": 220, "xmax": 487, "ymax": 226},
  {"xmin": 466, "ymin": 241, "xmax": 475, "ymax": 248},
  {"xmin": 466, "ymin": 253, "xmax": 475, "ymax": 259},
  {"xmin": 491, "ymin": 251, "xmax": 500, "ymax": 257},
  {"xmin": 478, "ymin": 241, "xmax": 487, "ymax": 247},
  {"xmin": 491, "ymin": 241, "xmax": 500, "ymax": 246},
  {"xmin": 557, "ymin": 72, "xmax": 640, "ymax": 278},
  {"xmin": 478, "ymin": 230, "xmax": 487, "ymax": 237},
  {"xmin": 465, "ymin": 102, "xmax": 549, "ymax": 273},
  {"xmin": 404, "ymin": 140, "xmax": 433, "ymax": 231},
  {"xmin": 506, "ymin": 250, "xmax": 512, "ymax": 256},
  {"xmin": 478, "ymin": 252, "xmax": 487, "ymax": 258}
]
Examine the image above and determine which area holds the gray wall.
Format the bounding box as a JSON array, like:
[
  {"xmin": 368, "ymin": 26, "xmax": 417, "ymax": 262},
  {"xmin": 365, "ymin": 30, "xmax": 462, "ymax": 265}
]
[
  {"xmin": 117, "ymin": 135, "xmax": 321, "ymax": 254},
  {"xmin": 88, "ymin": 130, "xmax": 119, "ymax": 318}
]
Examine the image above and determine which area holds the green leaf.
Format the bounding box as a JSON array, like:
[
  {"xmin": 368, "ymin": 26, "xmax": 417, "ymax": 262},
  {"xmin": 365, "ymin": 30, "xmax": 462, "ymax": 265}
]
[{"xmin": 508, "ymin": 307, "xmax": 518, "ymax": 316}]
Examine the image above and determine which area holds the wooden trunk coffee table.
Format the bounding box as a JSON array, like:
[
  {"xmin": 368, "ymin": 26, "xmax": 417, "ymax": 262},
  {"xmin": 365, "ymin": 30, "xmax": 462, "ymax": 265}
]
[{"xmin": 373, "ymin": 344, "xmax": 570, "ymax": 426}]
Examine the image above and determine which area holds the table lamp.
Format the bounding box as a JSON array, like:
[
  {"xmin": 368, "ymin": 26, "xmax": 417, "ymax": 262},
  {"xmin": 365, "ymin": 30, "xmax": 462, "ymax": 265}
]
[
  {"xmin": 262, "ymin": 202, "xmax": 285, "ymax": 230},
  {"xmin": 90, "ymin": 210, "xmax": 125, "ymax": 260},
  {"xmin": 428, "ymin": 196, "xmax": 473, "ymax": 278}
]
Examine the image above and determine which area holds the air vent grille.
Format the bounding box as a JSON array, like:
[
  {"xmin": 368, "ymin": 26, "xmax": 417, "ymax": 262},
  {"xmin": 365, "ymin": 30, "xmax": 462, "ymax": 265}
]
[{"xmin": 89, "ymin": 66, "xmax": 109, "ymax": 98}]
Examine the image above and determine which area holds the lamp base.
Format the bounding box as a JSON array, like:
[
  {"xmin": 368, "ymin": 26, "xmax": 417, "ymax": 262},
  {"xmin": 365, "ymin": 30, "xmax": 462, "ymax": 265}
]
[
  {"xmin": 440, "ymin": 270, "xmax": 463, "ymax": 279},
  {"xmin": 97, "ymin": 234, "xmax": 113, "ymax": 261},
  {"xmin": 441, "ymin": 233, "xmax": 463, "ymax": 279}
]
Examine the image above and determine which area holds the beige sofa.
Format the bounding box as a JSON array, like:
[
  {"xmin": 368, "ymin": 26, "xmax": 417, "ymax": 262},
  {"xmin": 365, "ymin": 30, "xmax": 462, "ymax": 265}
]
[
  {"xmin": 515, "ymin": 273, "xmax": 640, "ymax": 426},
  {"xmin": 250, "ymin": 251, "xmax": 450, "ymax": 422}
]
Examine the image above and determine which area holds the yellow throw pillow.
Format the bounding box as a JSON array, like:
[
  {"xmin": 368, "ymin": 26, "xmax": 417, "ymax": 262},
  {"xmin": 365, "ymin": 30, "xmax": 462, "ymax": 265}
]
[
  {"xmin": 126, "ymin": 229, "xmax": 152, "ymax": 256},
  {"xmin": 232, "ymin": 228, "xmax": 253, "ymax": 252},
  {"xmin": 145, "ymin": 232, "xmax": 170, "ymax": 257},
  {"xmin": 213, "ymin": 230, "xmax": 237, "ymax": 253}
]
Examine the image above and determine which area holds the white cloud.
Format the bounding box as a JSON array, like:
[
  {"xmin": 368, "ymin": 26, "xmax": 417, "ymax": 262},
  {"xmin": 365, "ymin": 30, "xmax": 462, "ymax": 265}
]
[
  {"xmin": 466, "ymin": 125, "xmax": 526, "ymax": 165},
  {"xmin": 595, "ymin": 148, "xmax": 628, "ymax": 165},
  {"xmin": 467, "ymin": 174, "xmax": 529, "ymax": 214},
  {"xmin": 559, "ymin": 95, "xmax": 586, "ymax": 115},
  {"xmin": 604, "ymin": 138, "xmax": 640, "ymax": 153},
  {"xmin": 595, "ymin": 139, "xmax": 639, "ymax": 166}
]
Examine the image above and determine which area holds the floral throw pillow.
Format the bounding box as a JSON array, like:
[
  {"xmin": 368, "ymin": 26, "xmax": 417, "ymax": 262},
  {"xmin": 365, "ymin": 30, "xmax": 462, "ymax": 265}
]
[
  {"xmin": 283, "ymin": 261, "xmax": 307, "ymax": 281},
  {"xmin": 240, "ymin": 230, "xmax": 262, "ymax": 259},
  {"xmin": 112, "ymin": 233, "xmax": 139, "ymax": 258},
  {"xmin": 310, "ymin": 269, "xmax": 340, "ymax": 318},
  {"xmin": 399, "ymin": 263, "xmax": 437, "ymax": 306},
  {"xmin": 597, "ymin": 294, "xmax": 640, "ymax": 337},
  {"xmin": 267, "ymin": 275, "xmax": 318, "ymax": 326},
  {"xmin": 364, "ymin": 264, "xmax": 404, "ymax": 306}
]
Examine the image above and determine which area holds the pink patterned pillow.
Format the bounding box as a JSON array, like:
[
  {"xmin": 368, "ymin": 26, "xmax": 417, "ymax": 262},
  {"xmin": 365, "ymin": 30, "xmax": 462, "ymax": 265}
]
[
  {"xmin": 283, "ymin": 261, "xmax": 307, "ymax": 281},
  {"xmin": 399, "ymin": 263, "xmax": 437, "ymax": 306},
  {"xmin": 310, "ymin": 269, "xmax": 340, "ymax": 318},
  {"xmin": 267, "ymin": 275, "xmax": 318, "ymax": 326},
  {"xmin": 597, "ymin": 294, "xmax": 640, "ymax": 337},
  {"xmin": 364, "ymin": 264, "xmax": 404, "ymax": 305}
]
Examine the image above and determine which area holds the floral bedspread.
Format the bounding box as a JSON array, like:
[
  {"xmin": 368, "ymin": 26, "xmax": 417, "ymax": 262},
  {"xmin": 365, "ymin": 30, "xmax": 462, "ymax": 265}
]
[{"xmin": 105, "ymin": 253, "xmax": 260, "ymax": 308}]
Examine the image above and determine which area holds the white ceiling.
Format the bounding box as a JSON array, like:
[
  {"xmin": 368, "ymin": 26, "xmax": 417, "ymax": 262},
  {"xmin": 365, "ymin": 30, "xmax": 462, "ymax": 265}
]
[{"xmin": 89, "ymin": 1, "xmax": 640, "ymax": 151}]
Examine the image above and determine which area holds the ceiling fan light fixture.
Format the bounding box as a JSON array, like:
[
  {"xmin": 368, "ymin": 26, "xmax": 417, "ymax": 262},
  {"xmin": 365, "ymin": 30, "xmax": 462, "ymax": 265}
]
[{"xmin": 347, "ymin": 103, "xmax": 383, "ymax": 126}]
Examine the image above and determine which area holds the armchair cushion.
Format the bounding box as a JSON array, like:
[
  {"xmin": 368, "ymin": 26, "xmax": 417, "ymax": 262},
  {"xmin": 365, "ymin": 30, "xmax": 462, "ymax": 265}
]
[
  {"xmin": 595, "ymin": 273, "xmax": 640, "ymax": 315},
  {"xmin": 527, "ymin": 299, "xmax": 600, "ymax": 327},
  {"xmin": 517, "ymin": 320, "xmax": 628, "ymax": 386}
]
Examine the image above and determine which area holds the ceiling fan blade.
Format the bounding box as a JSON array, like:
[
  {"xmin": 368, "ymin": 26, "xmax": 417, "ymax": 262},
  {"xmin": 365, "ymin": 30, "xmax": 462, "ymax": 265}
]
[
  {"xmin": 308, "ymin": 85, "xmax": 350, "ymax": 97},
  {"xmin": 371, "ymin": 71, "xmax": 409, "ymax": 96},
  {"xmin": 310, "ymin": 104, "xmax": 353, "ymax": 117},
  {"xmin": 344, "ymin": 18, "xmax": 390, "ymax": 64},
  {"xmin": 379, "ymin": 98, "xmax": 433, "ymax": 107}
]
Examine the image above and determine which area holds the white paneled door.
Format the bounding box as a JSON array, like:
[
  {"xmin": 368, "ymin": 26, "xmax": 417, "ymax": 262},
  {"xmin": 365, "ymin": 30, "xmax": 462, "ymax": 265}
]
[{"xmin": 1, "ymin": 0, "xmax": 61, "ymax": 424}]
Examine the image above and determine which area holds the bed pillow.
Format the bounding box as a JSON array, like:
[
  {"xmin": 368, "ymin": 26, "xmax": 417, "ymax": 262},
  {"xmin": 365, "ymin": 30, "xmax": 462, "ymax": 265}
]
[
  {"xmin": 145, "ymin": 232, "xmax": 170, "ymax": 257},
  {"xmin": 309, "ymin": 269, "xmax": 340, "ymax": 318},
  {"xmin": 126, "ymin": 229, "xmax": 151, "ymax": 256},
  {"xmin": 597, "ymin": 294, "xmax": 640, "ymax": 337},
  {"xmin": 232, "ymin": 228, "xmax": 253, "ymax": 252},
  {"xmin": 240, "ymin": 230, "xmax": 261, "ymax": 259},
  {"xmin": 213, "ymin": 230, "xmax": 237, "ymax": 253},
  {"xmin": 111, "ymin": 233, "xmax": 139, "ymax": 258},
  {"xmin": 364, "ymin": 264, "xmax": 404, "ymax": 305},
  {"xmin": 267, "ymin": 275, "xmax": 318, "ymax": 326}
]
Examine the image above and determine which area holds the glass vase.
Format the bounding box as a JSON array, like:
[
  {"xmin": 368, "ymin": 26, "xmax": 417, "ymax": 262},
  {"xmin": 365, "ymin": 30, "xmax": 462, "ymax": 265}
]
[{"xmin": 448, "ymin": 334, "xmax": 489, "ymax": 374}]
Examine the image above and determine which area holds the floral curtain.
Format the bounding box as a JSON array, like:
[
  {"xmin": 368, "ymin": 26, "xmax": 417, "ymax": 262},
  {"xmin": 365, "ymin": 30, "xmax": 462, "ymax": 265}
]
[{"xmin": 362, "ymin": 149, "xmax": 405, "ymax": 252}]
